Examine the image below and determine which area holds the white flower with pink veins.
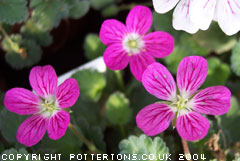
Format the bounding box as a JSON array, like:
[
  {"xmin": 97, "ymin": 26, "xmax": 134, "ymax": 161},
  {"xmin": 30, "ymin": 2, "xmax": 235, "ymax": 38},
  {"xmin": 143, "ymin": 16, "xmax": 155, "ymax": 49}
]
[{"xmin": 153, "ymin": 0, "xmax": 240, "ymax": 35}]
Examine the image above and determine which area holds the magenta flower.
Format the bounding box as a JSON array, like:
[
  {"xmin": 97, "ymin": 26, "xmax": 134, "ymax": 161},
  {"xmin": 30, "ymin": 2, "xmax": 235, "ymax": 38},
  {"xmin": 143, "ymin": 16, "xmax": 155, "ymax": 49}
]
[
  {"xmin": 99, "ymin": 5, "xmax": 174, "ymax": 81},
  {"xmin": 136, "ymin": 56, "xmax": 231, "ymax": 141},
  {"xmin": 4, "ymin": 65, "xmax": 79, "ymax": 146}
]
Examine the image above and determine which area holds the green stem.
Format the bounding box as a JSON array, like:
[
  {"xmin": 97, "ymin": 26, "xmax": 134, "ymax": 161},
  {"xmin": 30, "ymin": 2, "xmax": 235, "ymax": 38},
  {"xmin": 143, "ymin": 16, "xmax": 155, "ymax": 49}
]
[
  {"xmin": 120, "ymin": 125, "xmax": 126, "ymax": 138},
  {"xmin": 114, "ymin": 70, "xmax": 124, "ymax": 90},
  {"xmin": 68, "ymin": 123, "xmax": 102, "ymax": 154},
  {"xmin": 0, "ymin": 24, "xmax": 26, "ymax": 58}
]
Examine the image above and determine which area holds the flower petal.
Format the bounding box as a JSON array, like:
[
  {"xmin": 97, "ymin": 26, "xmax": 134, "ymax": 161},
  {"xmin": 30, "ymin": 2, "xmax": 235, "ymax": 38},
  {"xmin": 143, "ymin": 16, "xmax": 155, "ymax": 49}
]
[
  {"xmin": 173, "ymin": 0, "xmax": 199, "ymax": 34},
  {"xmin": 176, "ymin": 112, "xmax": 210, "ymax": 141},
  {"xmin": 99, "ymin": 19, "xmax": 127, "ymax": 45},
  {"xmin": 189, "ymin": 86, "xmax": 231, "ymax": 115},
  {"xmin": 17, "ymin": 114, "xmax": 48, "ymax": 147},
  {"xmin": 190, "ymin": 0, "xmax": 216, "ymax": 30},
  {"xmin": 177, "ymin": 56, "xmax": 208, "ymax": 98},
  {"xmin": 57, "ymin": 78, "xmax": 80, "ymax": 108},
  {"xmin": 126, "ymin": 5, "xmax": 152, "ymax": 35},
  {"xmin": 136, "ymin": 103, "xmax": 175, "ymax": 136},
  {"xmin": 129, "ymin": 52, "xmax": 155, "ymax": 82},
  {"xmin": 215, "ymin": 0, "xmax": 240, "ymax": 35},
  {"xmin": 143, "ymin": 31, "xmax": 174, "ymax": 58},
  {"xmin": 103, "ymin": 43, "xmax": 130, "ymax": 70},
  {"xmin": 153, "ymin": 0, "xmax": 180, "ymax": 13},
  {"xmin": 4, "ymin": 88, "xmax": 40, "ymax": 115},
  {"xmin": 47, "ymin": 110, "xmax": 70, "ymax": 140},
  {"xmin": 142, "ymin": 62, "xmax": 177, "ymax": 101},
  {"xmin": 29, "ymin": 65, "xmax": 58, "ymax": 99}
]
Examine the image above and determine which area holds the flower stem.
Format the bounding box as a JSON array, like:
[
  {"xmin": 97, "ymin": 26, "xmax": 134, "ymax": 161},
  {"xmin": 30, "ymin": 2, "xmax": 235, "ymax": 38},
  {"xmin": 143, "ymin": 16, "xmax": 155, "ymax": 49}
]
[
  {"xmin": 181, "ymin": 138, "xmax": 193, "ymax": 161},
  {"xmin": 68, "ymin": 123, "xmax": 102, "ymax": 154},
  {"xmin": 0, "ymin": 24, "xmax": 27, "ymax": 58},
  {"xmin": 114, "ymin": 70, "xmax": 124, "ymax": 90},
  {"xmin": 120, "ymin": 125, "xmax": 126, "ymax": 138}
]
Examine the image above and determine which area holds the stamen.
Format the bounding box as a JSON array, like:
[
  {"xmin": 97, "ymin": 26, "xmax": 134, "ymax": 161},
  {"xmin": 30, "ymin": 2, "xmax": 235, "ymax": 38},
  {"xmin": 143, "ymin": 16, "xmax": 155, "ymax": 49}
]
[
  {"xmin": 122, "ymin": 33, "xmax": 144, "ymax": 55},
  {"xmin": 39, "ymin": 96, "xmax": 59, "ymax": 117}
]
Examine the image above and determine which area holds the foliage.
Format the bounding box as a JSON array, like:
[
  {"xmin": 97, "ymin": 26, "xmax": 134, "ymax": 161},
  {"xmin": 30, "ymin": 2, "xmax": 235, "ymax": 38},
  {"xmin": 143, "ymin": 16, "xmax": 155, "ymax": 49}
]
[
  {"xmin": 84, "ymin": 33, "xmax": 106, "ymax": 60},
  {"xmin": 0, "ymin": 109, "xmax": 26, "ymax": 143},
  {"xmin": 202, "ymin": 57, "xmax": 230, "ymax": 88},
  {"xmin": 72, "ymin": 69, "xmax": 106, "ymax": 102},
  {"xmin": 231, "ymin": 40, "xmax": 240, "ymax": 76},
  {"xmin": 0, "ymin": 0, "xmax": 28, "ymax": 25},
  {"xmin": 106, "ymin": 92, "xmax": 132, "ymax": 125},
  {"xmin": 119, "ymin": 134, "xmax": 169, "ymax": 161}
]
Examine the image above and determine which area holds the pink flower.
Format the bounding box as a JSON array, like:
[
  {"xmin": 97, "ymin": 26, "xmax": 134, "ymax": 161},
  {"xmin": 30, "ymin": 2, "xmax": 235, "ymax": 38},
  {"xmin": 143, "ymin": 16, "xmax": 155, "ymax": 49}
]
[
  {"xmin": 4, "ymin": 65, "xmax": 80, "ymax": 146},
  {"xmin": 136, "ymin": 56, "xmax": 231, "ymax": 141},
  {"xmin": 99, "ymin": 5, "xmax": 174, "ymax": 81}
]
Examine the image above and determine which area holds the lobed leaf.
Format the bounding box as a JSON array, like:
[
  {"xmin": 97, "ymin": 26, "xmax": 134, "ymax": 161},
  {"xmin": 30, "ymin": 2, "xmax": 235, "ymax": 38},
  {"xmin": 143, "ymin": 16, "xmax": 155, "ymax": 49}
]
[
  {"xmin": 21, "ymin": 19, "xmax": 53, "ymax": 47},
  {"xmin": 0, "ymin": 0, "xmax": 28, "ymax": 24},
  {"xmin": 106, "ymin": 91, "xmax": 132, "ymax": 125},
  {"xmin": 68, "ymin": 0, "xmax": 90, "ymax": 19},
  {"xmin": 0, "ymin": 109, "xmax": 26, "ymax": 144},
  {"xmin": 119, "ymin": 134, "xmax": 169, "ymax": 161},
  {"xmin": 72, "ymin": 69, "xmax": 106, "ymax": 102},
  {"xmin": 30, "ymin": 0, "xmax": 70, "ymax": 31},
  {"xmin": 84, "ymin": 34, "xmax": 106, "ymax": 60}
]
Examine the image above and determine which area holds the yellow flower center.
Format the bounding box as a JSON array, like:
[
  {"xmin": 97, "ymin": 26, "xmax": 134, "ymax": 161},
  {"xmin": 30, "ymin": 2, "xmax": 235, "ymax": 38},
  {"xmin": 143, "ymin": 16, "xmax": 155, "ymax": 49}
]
[
  {"xmin": 43, "ymin": 100, "xmax": 56, "ymax": 113},
  {"xmin": 128, "ymin": 40, "xmax": 137, "ymax": 48},
  {"xmin": 39, "ymin": 96, "xmax": 59, "ymax": 117},
  {"xmin": 176, "ymin": 95, "xmax": 188, "ymax": 110}
]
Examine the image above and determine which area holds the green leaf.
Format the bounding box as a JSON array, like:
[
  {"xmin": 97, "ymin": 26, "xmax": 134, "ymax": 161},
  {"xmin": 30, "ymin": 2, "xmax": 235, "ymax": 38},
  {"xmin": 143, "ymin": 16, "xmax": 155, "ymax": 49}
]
[
  {"xmin": 106, "ymin": 92, "xmax": 132, "ymax": 125},
  {"xmin": 180, "ymin": 34, "xmax": 210, "ymax": 56},
  {"xmin": 164, "ymin": 45, "xmax": 189, "ymax": 74},
  {"xmin": 21, "ymin": 19, "xmax": 53, "ymax": 47},
  {"xmin": 231, "ymin": 40, "xmax": 240, "ymax": 76},
  {"xmin": 0, "ymin": 0, "xmax": 28, "ymax": 24},
  {"xmin": 217, "ymin": 96, "xmax": 240, "ymax": 145},
  {"xmin": 164, "ymin": 33, "xmax": 210, "ymax": 74},
  {"xmin": 119, "ymin": 134, "xmax": 169, "ymax": 161},
  {"xmin": 0, "ymin": 108, "xmax": 26, "ymax": 144},
  {"xmin": 3, "ymin": 35, "xmax": 42, "ymax": 69},
  {"xmin": 84, "ymin": 34, "xmax": 106, "ymax": 60},
  {"xmin": 69, "ymin": 0, "xmax": 90, "ymax": 19},
  {"xmin": 30, "ymin": 0, "xmax": 70, "ymax": 31},
  {"xmin": 71, "ymin": 96, "xmax": 104, "ymax": 127},
  {"xmin": 72, "ymin": 69, "xmax": 106, "ymax": 102},
  {"xmin": 128, "ymin": 79, "xmax": 158, "ymax": 116},
  {"xmin": 193, "ymin": 22, "xmax": 237, "ymax": 54},
  {"xmin": 37, "ymin": 128, "xmax": 82, "ymax": 160},
  {"xmin": 1, "ymin": 148, "xmax": 42, "ymax": 161},
  {"xmin": 202, "ymin": 57, "xmax": 230, "ymax": 88},
  {"xmin": 74, "ymin": 118, "xmax": 106, "ymax": 152},
  {"xmin": 90, "ymin": 0, "xmax": 114, "ymax": 10},
  {"xmin": 101, "ymin": 4, "xmax": 119, "ymax": 17}
]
